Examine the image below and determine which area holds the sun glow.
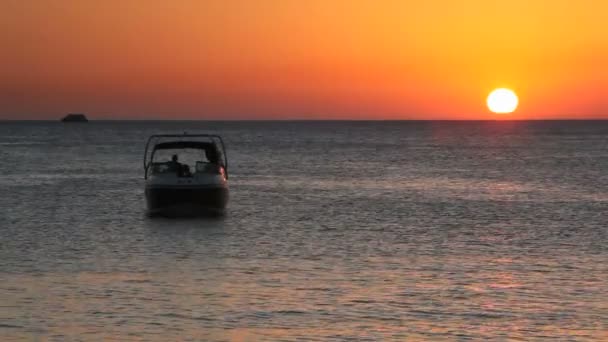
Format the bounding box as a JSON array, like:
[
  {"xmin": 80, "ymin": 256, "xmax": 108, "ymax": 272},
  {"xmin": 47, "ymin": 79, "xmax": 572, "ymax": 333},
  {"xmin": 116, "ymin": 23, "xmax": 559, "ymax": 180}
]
[{"xmin": 487, "ymin": 88, "xmax": 519, "ymax": 114}]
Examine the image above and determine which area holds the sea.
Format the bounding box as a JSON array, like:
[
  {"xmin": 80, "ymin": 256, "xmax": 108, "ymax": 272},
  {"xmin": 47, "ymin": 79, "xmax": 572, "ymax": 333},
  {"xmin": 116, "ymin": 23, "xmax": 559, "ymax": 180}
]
[{"xmin": 1, "ymin": 120, "xmax": 607, "ymax": 341}]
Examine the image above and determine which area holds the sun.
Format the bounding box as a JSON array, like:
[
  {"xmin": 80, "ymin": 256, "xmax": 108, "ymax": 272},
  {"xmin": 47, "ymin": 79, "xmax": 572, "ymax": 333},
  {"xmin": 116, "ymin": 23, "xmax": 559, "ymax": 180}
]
[{"xmin": 487, "ymin": 88, "xmax": 518, "ymax": 114}]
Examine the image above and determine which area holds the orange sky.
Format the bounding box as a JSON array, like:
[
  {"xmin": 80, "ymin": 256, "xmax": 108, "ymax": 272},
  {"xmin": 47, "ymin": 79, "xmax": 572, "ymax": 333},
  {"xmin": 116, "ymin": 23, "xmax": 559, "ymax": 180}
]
[{"xmin": 1, "ymin": 0, "xmax": 606, "ymax": 120}]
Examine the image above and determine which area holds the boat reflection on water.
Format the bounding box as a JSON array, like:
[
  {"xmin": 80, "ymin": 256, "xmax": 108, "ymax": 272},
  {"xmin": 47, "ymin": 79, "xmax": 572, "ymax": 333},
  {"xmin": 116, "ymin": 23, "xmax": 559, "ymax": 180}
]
[{"xmin": 143, "ymin": 134, "xmax": 229, "ymax": 217}]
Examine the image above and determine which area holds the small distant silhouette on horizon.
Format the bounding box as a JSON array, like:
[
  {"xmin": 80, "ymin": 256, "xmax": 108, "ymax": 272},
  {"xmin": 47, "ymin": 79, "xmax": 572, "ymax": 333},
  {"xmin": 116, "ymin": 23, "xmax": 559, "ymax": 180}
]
[{"xmin": 61, "ymin": 113, "xmax": 88, "ymax": 122}]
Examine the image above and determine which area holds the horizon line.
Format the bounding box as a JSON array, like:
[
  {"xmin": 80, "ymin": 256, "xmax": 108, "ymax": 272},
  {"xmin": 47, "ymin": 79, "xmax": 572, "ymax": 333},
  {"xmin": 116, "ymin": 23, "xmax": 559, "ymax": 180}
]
[{"xmin": 2, "ymin": 118, "xmax": 608, "ymax": 122}]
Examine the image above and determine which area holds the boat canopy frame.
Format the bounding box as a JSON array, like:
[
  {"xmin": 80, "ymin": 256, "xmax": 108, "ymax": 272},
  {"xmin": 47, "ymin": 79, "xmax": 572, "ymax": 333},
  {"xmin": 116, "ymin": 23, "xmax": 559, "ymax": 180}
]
[{"xmin": 144, "ymin": 134, "xmax": 228, "ymax": 179}]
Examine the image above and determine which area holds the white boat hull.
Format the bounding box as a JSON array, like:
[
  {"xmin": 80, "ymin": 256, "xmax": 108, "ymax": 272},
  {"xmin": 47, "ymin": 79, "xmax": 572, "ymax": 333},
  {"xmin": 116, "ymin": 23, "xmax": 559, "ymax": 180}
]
[
  {"xmin": 145, "ymin": 174, "xmax": 228, "ymax": 217},
  {"xmin": 145, "ymin": 185, "xmax": 228, "ymax": 217}
]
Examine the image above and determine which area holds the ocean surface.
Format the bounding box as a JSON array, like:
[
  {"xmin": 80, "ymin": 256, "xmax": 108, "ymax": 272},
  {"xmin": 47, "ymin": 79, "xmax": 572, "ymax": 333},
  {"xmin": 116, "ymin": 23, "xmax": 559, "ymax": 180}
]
[{"xmin": 1, "ymin": 120, "xmax": 607, "ymax": 341}]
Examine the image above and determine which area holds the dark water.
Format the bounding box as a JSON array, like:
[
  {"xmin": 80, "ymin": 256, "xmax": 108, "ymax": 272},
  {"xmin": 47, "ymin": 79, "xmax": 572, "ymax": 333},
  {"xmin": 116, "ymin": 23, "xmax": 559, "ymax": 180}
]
[{"xmin": 1, "ymin": 121, "xmax": 607, "ymax": 341}]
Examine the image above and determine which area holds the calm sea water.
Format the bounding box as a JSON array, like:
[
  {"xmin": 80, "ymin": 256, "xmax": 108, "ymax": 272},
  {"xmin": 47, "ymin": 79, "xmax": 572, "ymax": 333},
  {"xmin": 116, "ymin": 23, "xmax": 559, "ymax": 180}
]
[{"xmin": 1, "ymin": 121, "xmax": 607, "ymax": 341}]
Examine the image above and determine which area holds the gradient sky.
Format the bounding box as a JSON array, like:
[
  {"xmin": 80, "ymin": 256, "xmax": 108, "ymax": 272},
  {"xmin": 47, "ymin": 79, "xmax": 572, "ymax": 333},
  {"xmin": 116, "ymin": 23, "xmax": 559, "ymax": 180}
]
[{"xmin": 1, "ymin": 0, "xmax": 606, "ymax": 119}]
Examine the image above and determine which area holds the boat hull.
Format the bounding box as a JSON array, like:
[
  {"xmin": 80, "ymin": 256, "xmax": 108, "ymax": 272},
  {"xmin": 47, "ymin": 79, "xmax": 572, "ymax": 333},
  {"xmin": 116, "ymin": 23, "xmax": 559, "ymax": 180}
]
[{"xmin": 145, "ymin": 185, "xmax": 228, "ymax": 217}]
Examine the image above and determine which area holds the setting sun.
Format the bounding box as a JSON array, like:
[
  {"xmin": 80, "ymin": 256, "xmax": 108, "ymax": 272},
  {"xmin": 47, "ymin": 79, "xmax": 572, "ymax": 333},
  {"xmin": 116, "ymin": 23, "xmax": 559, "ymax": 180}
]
[{"xmin": 487, "ymin": 88, "xmax": 519, "ymax": 114}]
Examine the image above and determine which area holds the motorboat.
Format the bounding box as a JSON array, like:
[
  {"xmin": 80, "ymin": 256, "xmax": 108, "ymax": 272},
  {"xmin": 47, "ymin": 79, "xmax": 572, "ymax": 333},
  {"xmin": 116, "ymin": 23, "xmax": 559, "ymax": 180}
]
[
  {"xmin": 143, "ymin": 134, "xmax": 229, "ymax": 217},
  {"xmin": 61, "ymin": 113, "xmax": 88, "ymax": 122}
]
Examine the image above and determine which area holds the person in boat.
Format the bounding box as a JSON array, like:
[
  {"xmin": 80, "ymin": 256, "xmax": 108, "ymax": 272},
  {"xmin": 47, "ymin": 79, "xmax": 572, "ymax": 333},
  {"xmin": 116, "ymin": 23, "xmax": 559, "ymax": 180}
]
[
  {"xmin": 167, "ymin": 154, "xmax": 187, "ymax": 176},
  {"xmin": 168, "ymin": 154, "xmax": 181, "ymax": 170},
  {"xmin": 173, "ymin": 154, "xmax": 194, "ymax": 177}
]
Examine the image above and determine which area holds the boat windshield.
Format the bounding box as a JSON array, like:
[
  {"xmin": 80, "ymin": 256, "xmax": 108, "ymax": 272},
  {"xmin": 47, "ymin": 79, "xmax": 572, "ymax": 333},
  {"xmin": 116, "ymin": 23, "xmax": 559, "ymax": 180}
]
[
  {"xmin": 144, "ymin": 135, "xmax": 228, "ymax": 180},
  {"xmin": 151, "ymin": 148, "xmax": 218, "ymax": 176}
]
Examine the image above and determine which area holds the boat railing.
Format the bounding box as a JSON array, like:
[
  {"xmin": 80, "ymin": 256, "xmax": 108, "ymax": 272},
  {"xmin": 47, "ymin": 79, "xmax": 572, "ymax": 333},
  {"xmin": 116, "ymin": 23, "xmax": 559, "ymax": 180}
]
[{"xmin": 144, "ymin": 134, "xmax": 228, "ymax": 180}]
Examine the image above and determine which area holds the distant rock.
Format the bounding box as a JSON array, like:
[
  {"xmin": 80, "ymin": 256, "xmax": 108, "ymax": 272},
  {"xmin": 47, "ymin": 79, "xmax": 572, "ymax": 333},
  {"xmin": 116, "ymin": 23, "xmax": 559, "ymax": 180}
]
[{"xmin": 61, "ymin": 113, "xmax": 88, "ymax": 122}]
